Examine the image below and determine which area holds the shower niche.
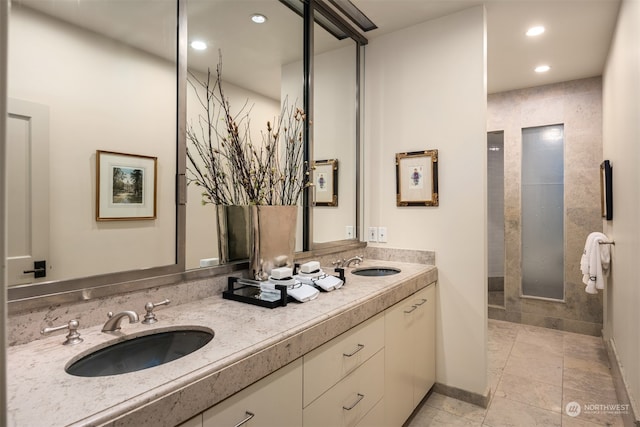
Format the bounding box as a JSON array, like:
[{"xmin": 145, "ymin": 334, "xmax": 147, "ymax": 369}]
[{"xmin": 487, "ymin": 131, "xmax": 505, "ymax": 307}]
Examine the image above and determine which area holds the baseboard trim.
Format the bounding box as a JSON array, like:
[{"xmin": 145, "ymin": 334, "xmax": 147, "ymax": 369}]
[
  {"xmin": 604, "ymin": 337, "xmax": 640, "ymax": 426},
  {"xmin": 433, "ymin": 382, "xmax": 492, "ymax": 409}
]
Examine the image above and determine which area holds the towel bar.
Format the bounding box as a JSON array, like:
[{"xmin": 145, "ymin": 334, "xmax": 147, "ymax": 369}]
[{"xmin": 598, "ymin": 241, "xmax": 615, "ymax": 245}]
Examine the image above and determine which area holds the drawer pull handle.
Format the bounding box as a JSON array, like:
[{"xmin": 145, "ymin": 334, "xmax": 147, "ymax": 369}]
[
  {"xmin": 343, "ymin": 343, "xmax": 365, "ymax": 357},
  {"xmin": 414, "ymin": 298, "xmax": 428, "ymax": 306},
  {"xmin": 233, "ymin": 411, "xmax": 255, "ymax": 427},
  {"xmin": 404, "ymin": 305, "xmax": 418, "ymax": 314},
  {"xmin": 343, "ymin": 393, "xmax": 365, "ymax": 411}
]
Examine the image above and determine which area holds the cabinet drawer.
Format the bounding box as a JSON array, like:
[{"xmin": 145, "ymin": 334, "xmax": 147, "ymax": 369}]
[
  {"xmin": 177, "ymin": 414, "xmax": 202, "ymax": 427},
  {"xmin": 356, "ymin": 397, "xmax": 385, "ymax": 427},
  {"xmin": 303, "ymin": 349, "xmax": 385, "ymax": 427},
  {"xmin": 303, "ymin": 312, "xmax": 384, "ymax": 407},
  {"xmin": 203, "ymin": 358, "xmax": 302, "ymax": 427}
]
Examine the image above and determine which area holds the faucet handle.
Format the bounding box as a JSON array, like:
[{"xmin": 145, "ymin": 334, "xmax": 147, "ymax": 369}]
[
  {"xmin": 142, "ymin": 299, "xmax": 171, "ymax": 324},
  {"xmin": 331, "ymin": 259, "xmax": 344, "ymax": 267},
  {"xmin": 41, "ymin": 319, "xmax": 83, "ymax": 345}
]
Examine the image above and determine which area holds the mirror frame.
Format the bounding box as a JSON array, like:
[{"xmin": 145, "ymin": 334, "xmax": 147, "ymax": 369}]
[{"xmin": 6, "ymin": 0, "xmax": 366, "ymax": 313}]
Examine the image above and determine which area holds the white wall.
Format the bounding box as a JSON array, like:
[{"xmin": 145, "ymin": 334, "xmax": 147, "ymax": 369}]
[
  {"xmin": 313, "ymin": 44, "xmax": 357, "ymax": 243},
  {"xmin": 281, "ymin": 61, "xmax": 305, "ymax": 251},
  {"xmin": 364, "ymin": 6, "xmax": 488, "ymax": 395},
  {"xmin": 602, "ymin": 0, "xmax": 640, "ymax": 414},
  {"xmin": 282, "ymin": 45, "xmax": 359, "ymax": 247},
  {"xmin": 8, "ymin": 7, "xmax": 176, "ymax": 280}
]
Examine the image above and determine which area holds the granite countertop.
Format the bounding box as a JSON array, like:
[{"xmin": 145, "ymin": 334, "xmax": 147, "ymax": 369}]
[{"xmin": 7, "ymin": 260, "xmax": 437, "ymax": 427}]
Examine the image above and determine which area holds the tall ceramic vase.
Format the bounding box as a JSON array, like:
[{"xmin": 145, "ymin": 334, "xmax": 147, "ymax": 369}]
[{"xmin": 249, "ymin": 205, "xmax": 298, "ymax": 281}]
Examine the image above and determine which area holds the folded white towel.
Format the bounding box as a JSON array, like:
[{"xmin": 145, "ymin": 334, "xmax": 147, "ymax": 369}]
[
  {"xmin": 295, "ymin": 271, "xmax": 344, "ymax": 291},
  {"xmin": 580, "ymin": 232, "xmax": 611, "ymax": 294},
  {"xmin": 288, "ymin": 284, "xmax": 320, "ymax": 302}
]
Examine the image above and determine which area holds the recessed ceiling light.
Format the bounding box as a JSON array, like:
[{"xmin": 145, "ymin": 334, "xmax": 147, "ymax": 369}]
[
  {"xmin": 251, "ymin": 14, "xmax": 267, "ymax": 24},
  {"xmin": 190, "ymin": 40, "xmax": 207, "ymax": 51},
  {"xmin": 535, "ymin": 65, "xmax": 551, "ymax": 73},
  {"xmin": 526, "ymin": 26, "xmax": 546, "ymax": 37}
]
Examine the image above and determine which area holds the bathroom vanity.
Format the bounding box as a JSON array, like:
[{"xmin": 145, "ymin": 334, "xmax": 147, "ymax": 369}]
[{"xmin": 6, "ymin": 260, "xmax": 436, "ymax": 426}]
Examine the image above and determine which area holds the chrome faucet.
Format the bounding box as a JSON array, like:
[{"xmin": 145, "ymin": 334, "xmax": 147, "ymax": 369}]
[
  {"xmin": 102, "ymin": 310, "xmax": 139, "ymax": 332},
  {"xmin": 343, "ymin": 255, "xmax": 363, "ymax": 268}
]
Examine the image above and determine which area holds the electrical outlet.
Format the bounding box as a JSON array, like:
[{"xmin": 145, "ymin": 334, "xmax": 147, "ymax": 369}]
[
  {"xmin": 378, "ymin": 226, "xmax": 388, "ymax": 243},
  {"xmin": 345, "ymin": 225, "xmax": 354, "ymax": 239},
  {"xmin": 368, "ymin": 227, "xmax": 378, "ymax": 242}
]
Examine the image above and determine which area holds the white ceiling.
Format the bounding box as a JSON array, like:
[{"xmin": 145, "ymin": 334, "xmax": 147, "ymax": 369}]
[
  {"xmin": 352, "ymin": 0, "xmax": 621, "ymax": 94},
  {"xmin": 17, "ymin": 0, "xmax": 621, "ymax": 97}
]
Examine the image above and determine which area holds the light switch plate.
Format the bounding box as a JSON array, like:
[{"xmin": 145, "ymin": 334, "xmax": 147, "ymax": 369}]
[
  {"xmin": 368, "ymin": 227, "xmax": 378, "ymax": 242},
  {"xmin": 378, "ymin": 226, "xmax": 388, "ymax": 243}
]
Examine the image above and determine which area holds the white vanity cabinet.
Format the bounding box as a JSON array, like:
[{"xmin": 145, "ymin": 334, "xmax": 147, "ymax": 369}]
[
  {"xmin": 177, "ymin": 414, "xmax": 202, "ymax": 427},
  {"xmin": 303, "ymin": 349, "xmax": 384, "ymax": 427},
  {"xmin": 179, "ymin": 282, "xmax": 436, "ymax": 427},
  {"xmin": 303, "ymin": 312, "xmax": 384, "ymax": 407},
  {"xmin": 384, "ymin": 283, "xmax": 436, "ymax": 427},
  {"xmin": 302, "ymin": 312, "xmax": 385, "ymax": 427},
  {"xmin": 202, "ymin": 358, "xmax": 303, "ymax": 427}
]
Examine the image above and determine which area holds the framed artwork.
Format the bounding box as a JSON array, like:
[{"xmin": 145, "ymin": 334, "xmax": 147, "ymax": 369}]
[
  {"xmin": 96, "ymin": 150, "xmax": 157, "ymax": 220},
  {"xmin": 600, "ymin": 160, "xmax": 613, "ymax": 220},
  {"xmin": 396, "ymin": 149, "xmax": 439, "ymax": 207},
  {"xmin": 313, "ymin": 159, "xmax": 338, "ymax": 206}
]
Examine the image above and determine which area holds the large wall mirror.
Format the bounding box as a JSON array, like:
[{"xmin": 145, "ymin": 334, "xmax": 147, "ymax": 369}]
[
  {"xmin": 5, "ymin": 0, "xmax": 364, "ymax": 307},
  {"xmin": 312, "ymin": 20, "xmax": 358, "ymax": 245},
  {"xmin": 185, "ymin": 0, "xmax": 304, "ymax": 270},
  {"xmin": 6, "ymin": 0, "xmax": 179, "ymax": 289},
  {"xmin": 185, "ymin": 0, "xmax": 361, "ymax": 267}
]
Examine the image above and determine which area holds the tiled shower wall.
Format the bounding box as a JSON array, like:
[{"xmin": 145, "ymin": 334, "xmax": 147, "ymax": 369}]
[{"xmin": 487, "ymin": 77, "xmax": 604, "ymax": 336}]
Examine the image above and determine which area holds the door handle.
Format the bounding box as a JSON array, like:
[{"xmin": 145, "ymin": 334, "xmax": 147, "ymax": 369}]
[{"xmin": 24, "ymin": 260, "xmax": 46, "ymax": 278}]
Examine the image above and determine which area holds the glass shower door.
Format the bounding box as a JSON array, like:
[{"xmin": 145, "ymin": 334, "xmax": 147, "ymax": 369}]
[{"xmin": 521, "ymin": 125, "xmax": 564, "ymax": 300}]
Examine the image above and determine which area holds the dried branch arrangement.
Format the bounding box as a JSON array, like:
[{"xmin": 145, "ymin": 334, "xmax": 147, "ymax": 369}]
[{"xmin": 187, "ymin": 58, "xmax": 309, "ymax": 206}]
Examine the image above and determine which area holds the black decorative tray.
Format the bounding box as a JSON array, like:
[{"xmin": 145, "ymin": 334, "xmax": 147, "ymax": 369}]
[
  {"xmin": 222, "ymin": 267, "xmax": 346, "ymax": 309},
  {"xmin": 222, "ymin": 277, "xmax": 289, "ymax": 309}
]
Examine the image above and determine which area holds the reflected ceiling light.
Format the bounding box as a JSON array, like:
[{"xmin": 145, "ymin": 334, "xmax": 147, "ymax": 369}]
[
  {"xmin": 543, "ymin": 128, "xmax": 563, "ymax": 141},
  {"xmin": 190, "ymin": 40, "xmax": 207, "ymax": 50},
  {"xmin": 526, "ymin": 26, "xmax": 545, "ymax": 37},
  {"xmin": 535, "ymin": 65, "xmax": 551, "ymax": 73},
  {"xmin": 251, "ymin": 13, "xmax": 268, "ymax": 24}
]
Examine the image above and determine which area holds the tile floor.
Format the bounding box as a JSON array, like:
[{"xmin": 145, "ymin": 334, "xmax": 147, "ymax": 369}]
[{"xmin": 407, "ymin": 319, "xmax": 627, "ymax": 426}]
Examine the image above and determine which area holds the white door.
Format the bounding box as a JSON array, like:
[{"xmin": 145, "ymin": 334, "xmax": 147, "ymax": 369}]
[{"xmin": 7, "ymin": 98, "xmax": 49, "ymax": 286}]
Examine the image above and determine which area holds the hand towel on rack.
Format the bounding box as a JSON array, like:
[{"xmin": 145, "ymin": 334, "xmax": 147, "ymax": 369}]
[{"xmin": 580, "ymin": 232, "xmax": 611, "ymax": 294}]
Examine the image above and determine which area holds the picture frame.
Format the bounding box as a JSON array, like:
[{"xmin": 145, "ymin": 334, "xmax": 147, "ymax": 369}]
[
  {"xmin": 396, "ymin": 149, "xmax": 439, "ymax": 207},
  {"xmin": 600, "ymin": 160, "xmax": 613, "ymax": 220},
  {"xmin": 313, "ymin": 159, "xmax": 338, "ymax": 206},
  {"xmin": 96, "ymin": 150, "xmax": 158, "ymax": 220}
]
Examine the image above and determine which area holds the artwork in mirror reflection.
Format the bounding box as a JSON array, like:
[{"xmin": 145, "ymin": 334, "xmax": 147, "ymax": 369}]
[
  {"xmin": 313, "ymin": 159, "xmax": 339, "ymax": 207},
  {"xmin": 96, "ymin": 151, "xmax": 157, "ymax": 221},
  {"xmin": 6, "ymin": 0, "xmax": 177, "ymax": 285}
]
